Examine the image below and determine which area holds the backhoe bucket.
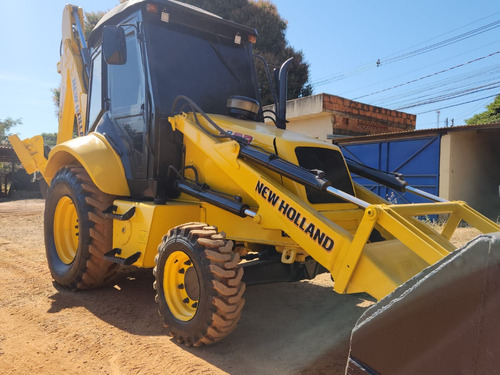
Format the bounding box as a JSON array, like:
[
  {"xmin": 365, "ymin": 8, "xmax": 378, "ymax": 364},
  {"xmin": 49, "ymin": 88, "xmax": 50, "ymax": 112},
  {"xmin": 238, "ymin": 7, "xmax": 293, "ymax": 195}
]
[{"xmin": 346, "ymin": 232, "xmax": 500, "ymax": 375}]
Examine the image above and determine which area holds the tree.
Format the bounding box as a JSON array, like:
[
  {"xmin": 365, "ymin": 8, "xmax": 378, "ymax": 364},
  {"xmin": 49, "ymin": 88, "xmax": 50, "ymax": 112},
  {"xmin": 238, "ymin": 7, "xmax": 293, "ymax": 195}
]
[
  {"xmin": 41, "ymin": 133, "xmax": 58, "ymax": 147},
  {"xmin": 51, "ymin": 87, "xmax": 60, "ymax": 116},
  {"xmin": 0, "ymin": 118, "xmax": 22, "ymax": 191},
  {"xmin": 0, "ymin": 117, "xmax": 21, "ymax": 145},
  {"xmin": 178, "ymin": 0, "xmax": 312, "ymax": 105},
  {"xmin": 84, "ymin": 11, "xmax": 106, "ymax": 41},
  {"xmin": 466, "ymin": 95, "xmax": 500, "ymax": 125}
]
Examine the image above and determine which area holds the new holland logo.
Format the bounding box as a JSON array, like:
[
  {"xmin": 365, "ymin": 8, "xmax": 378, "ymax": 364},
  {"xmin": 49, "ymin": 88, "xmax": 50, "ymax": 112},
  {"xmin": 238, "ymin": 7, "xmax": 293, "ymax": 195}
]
[
  {"xmin": 71, "ymin": 77, "xmax": 84, "ymax": 137},
  {"xmin": 255, "ymin": 180, "xmax": 334, "ymax": 251}
]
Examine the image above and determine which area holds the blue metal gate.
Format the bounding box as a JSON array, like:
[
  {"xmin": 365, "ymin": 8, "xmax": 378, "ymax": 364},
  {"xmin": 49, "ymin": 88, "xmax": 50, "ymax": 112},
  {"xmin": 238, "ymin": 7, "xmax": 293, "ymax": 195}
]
[{"xmin": 340, "ymin": 135, "xmax": 441, "ymax": 205}]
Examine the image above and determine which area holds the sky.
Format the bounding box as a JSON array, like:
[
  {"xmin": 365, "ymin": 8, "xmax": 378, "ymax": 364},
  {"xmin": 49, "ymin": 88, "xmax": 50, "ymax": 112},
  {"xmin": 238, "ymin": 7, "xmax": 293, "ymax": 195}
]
[{"xmin": 1, "ymin": 0, "xmax": 500, "ymax": 139}]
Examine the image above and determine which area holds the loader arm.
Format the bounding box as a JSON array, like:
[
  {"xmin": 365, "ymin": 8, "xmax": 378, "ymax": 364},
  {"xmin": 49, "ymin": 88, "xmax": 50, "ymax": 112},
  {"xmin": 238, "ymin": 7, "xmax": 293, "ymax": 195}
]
[{"xmin": 170, "ymin": 113, "xmax": 500, "ymax": 300}]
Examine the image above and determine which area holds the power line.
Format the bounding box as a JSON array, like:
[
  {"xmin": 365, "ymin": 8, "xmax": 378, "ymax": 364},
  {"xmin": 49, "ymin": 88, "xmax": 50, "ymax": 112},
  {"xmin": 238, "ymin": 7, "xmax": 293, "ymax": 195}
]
[
  {"xmin": 373, "ymin": 64, "xmax": 500, "ymax": 108},
  {"xmin": 311, "ymin": 13, "xmax": 500, "ymax": 88},
  {"xmin": 395, "ymin": 82, "xmax": 500, "ymax": 110},
  {"xmin": 352, "ymin": 50, "xmax": 500, "ymax": 100},
  {"xmin": 453, "ymin": 96, "xmax": 494, "ymax": 119},
  {"xmin": 339, "ymin": 39, "xmax": 500, "ymax": 97},
  {"xmin": 307, "ymin": 11, "xmax": 500, "ymax": 121},
  {"xmin": 416, "ymin": 94, "xmax": 499, "ymax": 114},
  {"xmin": 380, "ymin": 19, "xmax": 500, "ymax": 66}
]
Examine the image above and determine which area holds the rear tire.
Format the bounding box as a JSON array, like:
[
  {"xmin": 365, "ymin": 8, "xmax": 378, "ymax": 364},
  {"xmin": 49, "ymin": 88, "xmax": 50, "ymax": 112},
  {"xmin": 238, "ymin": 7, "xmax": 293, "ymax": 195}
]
[
  {"xmin": 153, "ymin": 223, "xmax": 245, "ymax": 346},
  {"xmin": 39, "ymin": 177, "xmax": 48, "ymax": 200},
  {"xmin": 44, "ymin": 165, "xmax": 118, "ymax": 290}
]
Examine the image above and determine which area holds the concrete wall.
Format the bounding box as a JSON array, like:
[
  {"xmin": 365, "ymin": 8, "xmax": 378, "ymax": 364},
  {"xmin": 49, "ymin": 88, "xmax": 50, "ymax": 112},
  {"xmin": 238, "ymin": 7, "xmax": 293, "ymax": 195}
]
[
  {"xmin": 440, "ymin": 130, "xmax": 500, "ymax": 220},
  {"xmin": 286, "ymin": 114, "xmax": 332, "ymax": 141}
]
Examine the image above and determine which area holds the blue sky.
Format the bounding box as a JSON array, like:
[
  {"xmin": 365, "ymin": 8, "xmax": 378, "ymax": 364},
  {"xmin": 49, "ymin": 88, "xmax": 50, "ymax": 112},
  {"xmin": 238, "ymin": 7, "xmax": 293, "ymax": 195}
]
[{"xmin": 1, "ymin": 0, "xmax": 500, "ymax": 139}]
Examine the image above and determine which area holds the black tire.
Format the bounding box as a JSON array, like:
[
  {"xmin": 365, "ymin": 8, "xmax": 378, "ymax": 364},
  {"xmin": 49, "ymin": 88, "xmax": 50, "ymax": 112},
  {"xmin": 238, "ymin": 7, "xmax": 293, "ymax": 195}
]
[
  {"xmin": 153, "ymin": 223, "xmax": 245, "ymax": 346},
  {"xmin": 39, "ymin": 177, "xmax": 49, "ymax": 200},
  {"xmin": 44, "ymin": 165, "xmax": 118, "ymax": 290}
]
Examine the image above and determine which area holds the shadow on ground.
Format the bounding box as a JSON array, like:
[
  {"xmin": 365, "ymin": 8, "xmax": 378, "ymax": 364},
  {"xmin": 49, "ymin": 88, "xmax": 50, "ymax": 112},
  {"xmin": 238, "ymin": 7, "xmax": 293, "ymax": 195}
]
[{"xmin": 48, "ymin": 267, "xmax": 372, "ymax": 374}]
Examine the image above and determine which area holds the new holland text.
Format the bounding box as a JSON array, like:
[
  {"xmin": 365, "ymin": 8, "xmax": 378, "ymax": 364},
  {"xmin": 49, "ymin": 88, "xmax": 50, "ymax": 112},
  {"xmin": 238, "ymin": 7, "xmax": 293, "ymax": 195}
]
[{"xmin": 255, "ymin": 180, "xmax": 334, "ymax": 251}]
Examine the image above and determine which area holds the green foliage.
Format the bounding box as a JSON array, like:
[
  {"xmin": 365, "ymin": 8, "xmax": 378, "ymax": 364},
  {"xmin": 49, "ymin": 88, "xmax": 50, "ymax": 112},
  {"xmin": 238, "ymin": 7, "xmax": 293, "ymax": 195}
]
[
  {"xmin": 0, "ymin": 117, "xmax": 22, "ymax": 145},
  {"xmin": 51, "ymin": 87, "xmax": 60, "ymax": 116},
  {"xmin": 84, "ymin": 11, "xmax": 106, "ymax": 41},
  {"xmin": 41, "ymin": 133, "xmax": 58, "ymax": 147},
  {"xmin": 466, "ymin": 95, "xmax": 500, "ymax": 125},
  {"xmin": 179, "ymin": 0, "xmax": 312, "ymax": 104},
  {"xmin": 0, "ymin": 118, "xmax": 21, "ymax": 192}
]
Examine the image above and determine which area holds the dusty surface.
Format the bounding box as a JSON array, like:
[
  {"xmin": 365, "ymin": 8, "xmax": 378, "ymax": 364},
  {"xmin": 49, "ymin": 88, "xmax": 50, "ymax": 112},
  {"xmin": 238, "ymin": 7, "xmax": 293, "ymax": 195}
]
[
  {"xmin": 0, "ymin": 197, "xmax": 484, "ymax": 375},
  {"xmin": 0, "ymin": 197, "xmax": 380, "ymax": 375}
]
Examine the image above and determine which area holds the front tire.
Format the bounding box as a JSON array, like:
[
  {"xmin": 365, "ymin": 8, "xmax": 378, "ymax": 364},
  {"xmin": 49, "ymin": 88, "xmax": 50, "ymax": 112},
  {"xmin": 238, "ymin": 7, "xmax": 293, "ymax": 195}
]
[
  {"xmin": 153, "ymin": 223, "xmax": 245, "ymax": 346},
  {"xmin": 44, "ymin": 166, "xmax": 118, "ymax": 290}
]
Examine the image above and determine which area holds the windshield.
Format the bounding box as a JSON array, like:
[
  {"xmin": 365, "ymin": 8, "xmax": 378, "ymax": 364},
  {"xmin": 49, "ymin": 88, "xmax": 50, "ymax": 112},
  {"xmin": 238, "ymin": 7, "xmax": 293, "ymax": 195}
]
[{"xmin": 146, "ymin": 22, "xmax": 260, "ymax": 115}]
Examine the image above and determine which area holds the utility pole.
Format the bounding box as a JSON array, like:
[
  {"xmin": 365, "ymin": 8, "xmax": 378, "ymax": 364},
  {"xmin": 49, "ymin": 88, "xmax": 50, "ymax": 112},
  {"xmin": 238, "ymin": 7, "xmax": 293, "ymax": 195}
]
[{"xmin": 437, "ymin": 111, "xmax": 440, "ymax": 128}]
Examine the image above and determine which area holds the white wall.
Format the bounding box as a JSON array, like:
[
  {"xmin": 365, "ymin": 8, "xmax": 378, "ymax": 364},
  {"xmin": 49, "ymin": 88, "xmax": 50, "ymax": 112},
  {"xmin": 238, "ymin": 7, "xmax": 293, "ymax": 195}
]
[
  {"xmin": 440, "ymin": 130, "xmax": 500, "ymax": 220},
  {"xmin": 286, "ymin": 114, "xmax": 332, "ymax": 141}
]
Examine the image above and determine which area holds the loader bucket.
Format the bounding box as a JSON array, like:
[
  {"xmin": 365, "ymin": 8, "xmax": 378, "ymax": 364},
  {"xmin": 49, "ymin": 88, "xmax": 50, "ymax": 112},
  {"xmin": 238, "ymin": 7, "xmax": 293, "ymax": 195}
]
[{"xmin": 346, "ymin": 232, "xmax": 500, "ymax": 375}]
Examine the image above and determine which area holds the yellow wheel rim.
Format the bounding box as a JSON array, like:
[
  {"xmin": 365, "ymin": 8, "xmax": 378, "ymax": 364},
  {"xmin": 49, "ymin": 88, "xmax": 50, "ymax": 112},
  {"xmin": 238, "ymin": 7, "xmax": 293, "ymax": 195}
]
[
  {"xmin": 53, "ymin": 196, "xmax": 79, "ymax": 264},
  {"xmin": 163, "ymin": 250, "xmax": 199, "ymax": 321}
]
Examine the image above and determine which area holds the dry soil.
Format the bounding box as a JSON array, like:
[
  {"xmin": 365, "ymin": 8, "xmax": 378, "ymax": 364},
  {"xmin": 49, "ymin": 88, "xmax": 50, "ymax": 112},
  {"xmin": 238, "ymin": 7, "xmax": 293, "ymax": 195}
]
[{"xmin": 0, "ymin": 197, "xmax": 480, "ymax": 375}]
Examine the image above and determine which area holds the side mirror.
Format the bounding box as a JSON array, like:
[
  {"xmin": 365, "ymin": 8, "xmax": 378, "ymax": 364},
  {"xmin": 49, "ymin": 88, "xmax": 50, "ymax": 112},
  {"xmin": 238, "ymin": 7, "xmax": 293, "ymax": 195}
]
[{"xmin": 103, "ymin": 26, "xmax": 127, "ymax": 65}]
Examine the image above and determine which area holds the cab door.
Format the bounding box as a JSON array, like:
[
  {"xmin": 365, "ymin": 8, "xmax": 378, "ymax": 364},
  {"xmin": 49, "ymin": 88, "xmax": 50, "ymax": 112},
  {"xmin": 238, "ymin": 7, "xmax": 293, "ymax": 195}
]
[{"xmin": 106, "ymin": 23, "xmax": 148, "ymax": 179}]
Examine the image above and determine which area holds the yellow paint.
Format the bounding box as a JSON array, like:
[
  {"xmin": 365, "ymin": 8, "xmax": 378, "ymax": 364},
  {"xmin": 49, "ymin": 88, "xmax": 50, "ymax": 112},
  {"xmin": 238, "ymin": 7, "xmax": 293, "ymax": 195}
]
[
  {"xmin": 8, "ymin": 134, "xmax": 47, "ymax": 176},
  {"xmin": 11, "ymin": 1, "xmax": 498, "ymax": 308},
  {"xmin": 115, "ymin": 220, "xmax": 132, "ymax": 247},
  {"xmin": 57, "ymin": 5, "xmax": 88, "ymax": 140},
  {"xmin": 345, "ymin": 239, "xmax": 430, "ymax": 299},
  {"xmin": 44, "ymin": 133, "xmax": 129, "ymax": 196},
  {"xmin": 53, "ymin": 196, "xmax": 79, "ymax": 264},
  {"xmin": 201, "ymin": 204, "xmax": 294, "ymax": 246},
  {"xmin": 163, "ymin": 250, "xmax": 198, "ymax": 321},
  {"xmin": 111, "ymin": 200, "xmax": 202, "ymax": 268},
  {"xmin": 168, "ymin": 113, "xmax": 500, "ymax": 301},
  {"xmin": 14, "ymin": 93, "xmax": 499, "ymax": 304},
  {"xmin": 9, "ymin": 132, "xmax": 129, "ymax": 196}
]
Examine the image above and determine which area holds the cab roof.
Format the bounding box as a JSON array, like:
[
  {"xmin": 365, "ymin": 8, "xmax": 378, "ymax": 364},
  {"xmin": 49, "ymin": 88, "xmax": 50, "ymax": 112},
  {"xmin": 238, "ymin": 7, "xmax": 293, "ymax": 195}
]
[{"xmin": 88, "ymin": 0, "xmax": 258, "ymax": 47}]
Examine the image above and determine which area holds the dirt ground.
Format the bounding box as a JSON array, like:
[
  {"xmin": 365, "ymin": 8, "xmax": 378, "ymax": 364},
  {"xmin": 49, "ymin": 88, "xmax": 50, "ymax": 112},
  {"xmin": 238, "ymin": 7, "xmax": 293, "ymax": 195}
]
[{"xmin": 0, "ymin": 197, "xmax": 481, "ymax": 375}]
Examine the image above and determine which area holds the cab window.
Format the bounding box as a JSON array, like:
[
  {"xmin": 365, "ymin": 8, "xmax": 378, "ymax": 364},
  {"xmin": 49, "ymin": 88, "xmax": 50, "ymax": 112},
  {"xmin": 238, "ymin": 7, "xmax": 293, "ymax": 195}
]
[
  {"xmin": 87, "ymin": 48, "xmax": 103, "ymax": 131},
  {"xmin": 108, "ymin": 27, "xmax": 145, "ymax": 114}
]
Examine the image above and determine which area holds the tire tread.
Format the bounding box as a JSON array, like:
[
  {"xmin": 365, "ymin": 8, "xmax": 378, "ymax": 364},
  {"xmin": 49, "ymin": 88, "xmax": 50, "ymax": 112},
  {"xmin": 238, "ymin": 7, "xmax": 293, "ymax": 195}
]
[{"xmin": 153, "ymin": 223, "xmax": 245, "ymax": 346}]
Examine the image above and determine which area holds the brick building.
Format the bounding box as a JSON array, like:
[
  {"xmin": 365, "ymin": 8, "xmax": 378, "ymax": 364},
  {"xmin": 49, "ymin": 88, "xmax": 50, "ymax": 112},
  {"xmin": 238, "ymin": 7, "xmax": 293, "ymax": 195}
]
[{"xmin": 270, "ymin": 93, "xmax": 416, "ymax": 141}]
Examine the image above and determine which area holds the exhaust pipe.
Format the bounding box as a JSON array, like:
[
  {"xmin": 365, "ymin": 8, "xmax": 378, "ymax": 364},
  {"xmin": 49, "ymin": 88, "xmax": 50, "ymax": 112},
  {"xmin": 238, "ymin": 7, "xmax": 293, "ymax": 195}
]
[{"xmin": 275, "ymin": 57, "xmax": 293, "ymax": 129}]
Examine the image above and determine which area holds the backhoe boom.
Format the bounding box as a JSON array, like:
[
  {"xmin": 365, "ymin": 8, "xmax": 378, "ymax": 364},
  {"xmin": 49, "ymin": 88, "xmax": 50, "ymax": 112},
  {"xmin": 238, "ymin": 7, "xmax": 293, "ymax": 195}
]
[{"xmin": 57, "ymin": 5, "xmax": 89, "ymax": 142}]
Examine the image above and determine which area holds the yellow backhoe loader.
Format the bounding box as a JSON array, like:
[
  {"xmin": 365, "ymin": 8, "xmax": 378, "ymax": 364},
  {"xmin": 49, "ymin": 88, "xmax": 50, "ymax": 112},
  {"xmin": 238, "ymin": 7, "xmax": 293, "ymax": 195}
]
[{"xmin": 9, "ymin": 1, "xmax": 500, "ymax": 373}]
